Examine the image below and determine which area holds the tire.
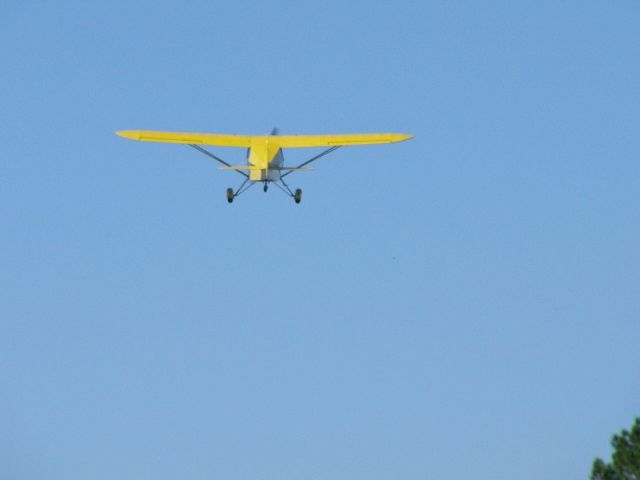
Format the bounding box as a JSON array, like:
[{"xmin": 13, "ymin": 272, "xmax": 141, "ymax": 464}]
[
  {"xmin": 226, "ymin": 188, "xmax": 234, "ymax": 203},
  {"xmin": 294, "ymin": 188, "xmax": 302, "ymax": 204}
]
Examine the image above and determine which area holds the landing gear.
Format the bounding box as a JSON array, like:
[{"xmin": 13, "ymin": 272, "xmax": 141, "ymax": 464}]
[
  {"xmin": 275, "ymin": 177, "xmax": 302, "ymax": 203},
  {"xmin": 226, "ymin": 180, "xmax": 301, "ymax": 203}
]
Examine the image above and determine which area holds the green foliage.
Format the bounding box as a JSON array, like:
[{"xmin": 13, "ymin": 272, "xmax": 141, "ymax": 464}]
[{"xmin": 591, "ymin": 418, "xmax": 640, "ymax": 480}]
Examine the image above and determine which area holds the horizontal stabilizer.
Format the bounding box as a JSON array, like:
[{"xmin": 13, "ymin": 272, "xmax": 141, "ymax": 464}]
[
  {"xmin": 218, "ymin": 166, "xmax": 314, "ymax": 172},
  {"xmin": 218, "ymin": 166, "xmax": 260, "ymax": 171}
]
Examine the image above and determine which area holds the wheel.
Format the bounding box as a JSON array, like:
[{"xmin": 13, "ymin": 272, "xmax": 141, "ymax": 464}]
[
  {"xmin": 226, "ymin": 188, "xmax": 234, "ymax": 203},
  {"xmin": 294, "ymin": 188, "xmax": 302, "ymax": 204}
]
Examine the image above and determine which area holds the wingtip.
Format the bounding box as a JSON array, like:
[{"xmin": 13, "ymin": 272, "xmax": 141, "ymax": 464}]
[
  {"xmin": 391, "ymin": 133, "xmax": 413, "ymax": 143},
  {"xmin": 116, "ymin": 130, "xmax": 140, "ymax": 140}
]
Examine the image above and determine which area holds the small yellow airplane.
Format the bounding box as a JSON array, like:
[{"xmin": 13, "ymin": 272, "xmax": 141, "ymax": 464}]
[{"xmin": 116, "ymin": 128, "xmax": 412, "ymax": 203}]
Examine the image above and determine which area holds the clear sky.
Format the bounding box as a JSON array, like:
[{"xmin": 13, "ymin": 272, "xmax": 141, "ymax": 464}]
[{"xmin": 1, "ymin": 1, "xmax": 639, "ymax": 479}]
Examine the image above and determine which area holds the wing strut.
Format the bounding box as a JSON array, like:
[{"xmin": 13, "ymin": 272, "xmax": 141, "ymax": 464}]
[
  {"xmin": 281, "ymin": 146, "xmax": 341, "ymax": 179},
  {"xmin": 188, "ymin": 144, "xmax": 249, "ymax": 179}
]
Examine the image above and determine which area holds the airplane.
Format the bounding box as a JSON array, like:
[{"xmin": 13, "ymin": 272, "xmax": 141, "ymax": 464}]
[{"xmin": 116, "ymin": 128, "xmax": 412, "ymax": 203}]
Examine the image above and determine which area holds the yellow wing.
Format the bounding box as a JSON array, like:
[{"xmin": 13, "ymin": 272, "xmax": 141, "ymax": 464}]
[
  {"xmin": 116, "ymin": 130, "xmax": 253, "ymax": 147},
  {"xmin": 116, "ymin": 130, "xmax": 412, "ymax": 148},
  {"xmin": 267, "ymin": 133, "xmax": 412, "ymax": 148}
]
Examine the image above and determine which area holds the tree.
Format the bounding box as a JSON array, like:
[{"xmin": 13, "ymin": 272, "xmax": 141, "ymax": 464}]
[{"xmin": 591, "ymin": 418, "xmax": 640, "ymax": 480}]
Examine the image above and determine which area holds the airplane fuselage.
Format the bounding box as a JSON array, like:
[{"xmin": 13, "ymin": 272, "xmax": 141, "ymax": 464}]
[{"xmin": 247, "ymin": 140, "xmax": 284, "ymax": 182}]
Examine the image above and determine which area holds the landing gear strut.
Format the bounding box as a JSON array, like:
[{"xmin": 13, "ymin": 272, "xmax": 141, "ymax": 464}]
[{"xmin": 272, "ymin": 177, "xmax": 303, "ymax": 204}]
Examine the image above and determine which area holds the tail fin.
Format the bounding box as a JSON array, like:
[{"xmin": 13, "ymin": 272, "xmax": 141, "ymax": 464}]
[{"xmin": 270, "ymin": 127, "xmax": 279, "ymax": 136}]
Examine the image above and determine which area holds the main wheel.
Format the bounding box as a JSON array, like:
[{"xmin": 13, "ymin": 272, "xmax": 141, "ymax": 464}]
[
  {"xmin": 294, "ymin": 188, "xmax": 302, "ymax": 204},
  {"xmin": 226, "ymin": 188, "xmax": 234, "ymax": 203}
]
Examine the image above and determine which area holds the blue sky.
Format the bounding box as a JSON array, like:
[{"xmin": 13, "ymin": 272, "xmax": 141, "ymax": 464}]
[{"xmin": 1, "ymin": 1, "xmax": 639, "ymax": 479}]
